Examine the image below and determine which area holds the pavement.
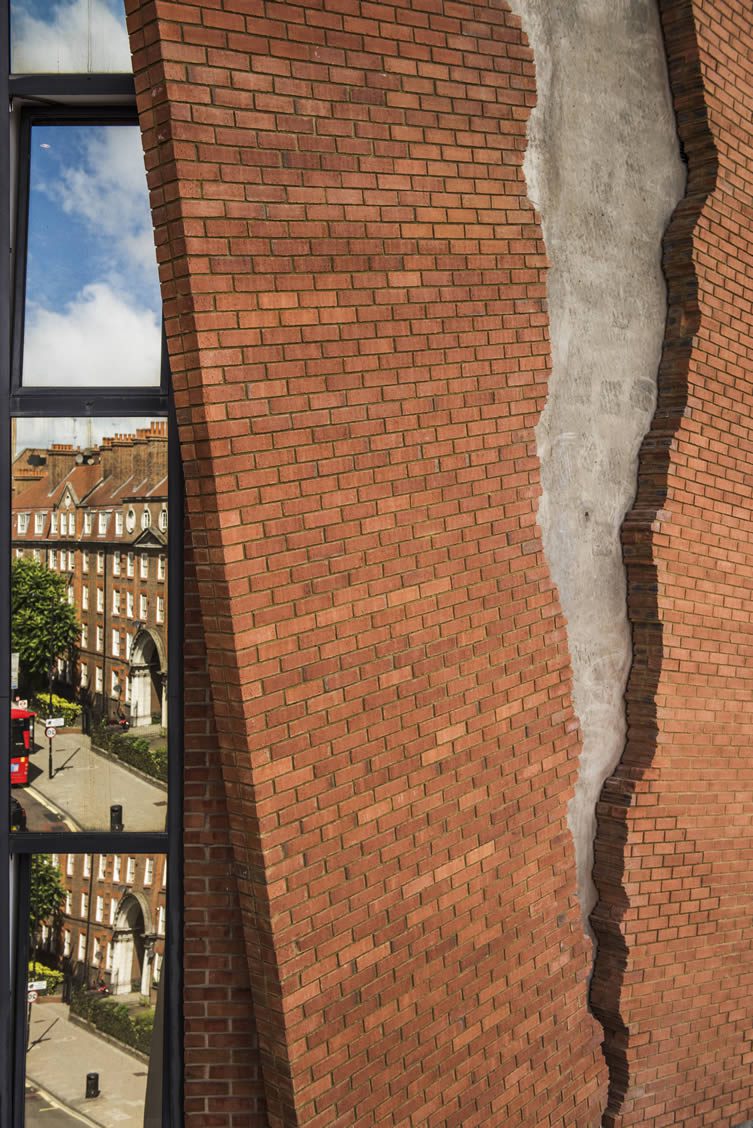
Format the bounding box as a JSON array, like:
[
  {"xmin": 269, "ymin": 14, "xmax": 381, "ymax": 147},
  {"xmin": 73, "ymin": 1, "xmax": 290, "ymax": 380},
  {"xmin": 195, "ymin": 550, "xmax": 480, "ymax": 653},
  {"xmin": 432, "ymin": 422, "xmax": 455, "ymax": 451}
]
[
  {"xmin": 26, "ymin": 1000, "xmax": 149, "ymax": 1127},
  {"xmin": 24, "ymin": 728, "xmax": 167, "ymax": 833}
]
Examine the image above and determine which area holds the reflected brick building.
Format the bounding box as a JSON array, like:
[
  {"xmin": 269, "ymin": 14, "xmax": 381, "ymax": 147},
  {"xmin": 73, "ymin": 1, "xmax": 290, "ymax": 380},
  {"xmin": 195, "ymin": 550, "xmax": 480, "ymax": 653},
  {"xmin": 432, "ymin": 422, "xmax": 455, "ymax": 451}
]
[
  {"xmin": 11, "ymin": 422, "xmax": 168, "ymax": 727},
  {"xmin": 38, "ymin": 852, "xmax": 166, "ymax": 1000}
]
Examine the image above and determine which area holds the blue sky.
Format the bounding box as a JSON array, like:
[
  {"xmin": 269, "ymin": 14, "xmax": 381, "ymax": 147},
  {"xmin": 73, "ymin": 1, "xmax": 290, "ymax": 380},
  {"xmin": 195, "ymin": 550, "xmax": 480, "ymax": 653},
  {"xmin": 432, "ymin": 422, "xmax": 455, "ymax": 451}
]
[{"xmin": 23, "ymin": 124, "xmax": 162, "ymax": 387}]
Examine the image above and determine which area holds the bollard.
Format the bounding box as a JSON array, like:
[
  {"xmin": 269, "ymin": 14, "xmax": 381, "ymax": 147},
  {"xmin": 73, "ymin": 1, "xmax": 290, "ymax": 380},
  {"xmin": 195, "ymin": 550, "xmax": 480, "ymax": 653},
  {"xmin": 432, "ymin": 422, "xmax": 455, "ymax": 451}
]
[
  {"xmin": 85, "ymin": 1072, "xmax": 100, "ymax": 1099},
  {"xmin": 110, "ymin": 804, "xmax": 123, "ymax": 832}
]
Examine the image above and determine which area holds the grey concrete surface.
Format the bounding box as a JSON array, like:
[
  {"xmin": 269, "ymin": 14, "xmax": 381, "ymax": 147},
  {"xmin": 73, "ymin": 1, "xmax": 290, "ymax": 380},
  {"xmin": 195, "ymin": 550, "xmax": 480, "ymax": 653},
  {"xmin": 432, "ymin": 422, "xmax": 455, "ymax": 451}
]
[
  {"xmin": 26, "ymin": 1000, "xmax": 148, "ymax": 1127},
  {"xmin": 25, "ymin": 730, "xmax": 167, "ymax": 833},
  {"xmin": 506, "ymin": 0, "xmax": 685, "ymax": 925}
]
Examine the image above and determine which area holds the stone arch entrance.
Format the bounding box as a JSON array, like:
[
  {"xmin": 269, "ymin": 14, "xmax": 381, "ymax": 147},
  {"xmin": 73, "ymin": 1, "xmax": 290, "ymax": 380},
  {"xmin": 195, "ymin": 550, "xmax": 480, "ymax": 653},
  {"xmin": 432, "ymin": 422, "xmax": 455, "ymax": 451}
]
[
  {"xmin": 129, "ymin": 628, "xmax": 167, "ymax": 728},
  {"xmin": 110, "ymin": 892, "xmax": 155, "ymax": 996}
]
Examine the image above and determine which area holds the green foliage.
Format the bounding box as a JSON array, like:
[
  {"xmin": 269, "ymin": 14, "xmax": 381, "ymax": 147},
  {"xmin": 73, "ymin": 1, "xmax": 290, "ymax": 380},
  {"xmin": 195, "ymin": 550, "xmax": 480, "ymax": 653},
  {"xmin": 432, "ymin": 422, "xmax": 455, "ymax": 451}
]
[
  {"xmin": 70, "ymin": 990, "xmax": 154, "ymax": 1055},
  {"xmin": 29, "ymin": 855, "xmax": 65, "ymax": 941},
  {"xmin": 28, "ymin": 959, "xmax": 64, "ymax": 993},
  {"xmin": 91, "ymin": 722, "xmax": 168, "ymax": 782},
  {"xmin": 11, "ymin": 558, "xmax": 78, "ymax": 693},
  {"xmin": 30, "ymin": 693, "xmax": 81, "ymax": 727}
]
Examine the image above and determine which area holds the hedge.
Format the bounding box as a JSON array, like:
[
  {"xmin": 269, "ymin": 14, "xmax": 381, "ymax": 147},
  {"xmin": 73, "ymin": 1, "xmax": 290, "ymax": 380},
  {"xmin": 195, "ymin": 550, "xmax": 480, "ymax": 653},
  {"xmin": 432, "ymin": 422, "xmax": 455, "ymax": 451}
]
[
  {"xmin": 91, "ymin": 722, "xmax": 167, "ymax": 783},
  {"xmin": 30, "ymin": 694, "xmax": 81, "ymax": 727},
  {"xmin": 70, "ymin": 989, "xmax": 154, "ymax": 1055},
  {"xmin": 28, "ymin": 959, "xmax": 64, "ymax": 993}
]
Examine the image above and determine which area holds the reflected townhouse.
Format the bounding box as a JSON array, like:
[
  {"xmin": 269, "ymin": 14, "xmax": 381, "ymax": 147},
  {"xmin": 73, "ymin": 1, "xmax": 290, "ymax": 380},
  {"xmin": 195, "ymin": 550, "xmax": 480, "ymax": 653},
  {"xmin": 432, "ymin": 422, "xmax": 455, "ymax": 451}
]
[{"xmin": 11, "ymin": 422, "xmax": 168, "ymax": 728}]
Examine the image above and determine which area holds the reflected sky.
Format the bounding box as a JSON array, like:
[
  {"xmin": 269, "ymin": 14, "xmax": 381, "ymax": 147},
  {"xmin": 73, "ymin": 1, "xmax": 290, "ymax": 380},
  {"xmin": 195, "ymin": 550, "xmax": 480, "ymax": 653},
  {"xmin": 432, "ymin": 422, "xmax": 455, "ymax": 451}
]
[
  {"xmin": 13, "ymin": 417, "xmax": 160, "ymax": 455},
  {"xmin": 23, "ymin": 125, "xmax": 161, "ymax": 387},
  {"xmin": 12, "ymin": 0, "xmax": 131, "ymax": 73}
]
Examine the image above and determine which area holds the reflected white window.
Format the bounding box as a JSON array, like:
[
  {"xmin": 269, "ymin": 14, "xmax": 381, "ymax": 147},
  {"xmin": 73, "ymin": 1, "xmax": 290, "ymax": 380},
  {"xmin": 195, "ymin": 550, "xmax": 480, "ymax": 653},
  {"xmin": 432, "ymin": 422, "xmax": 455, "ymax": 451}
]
[
  {"xmin": 157, "ymin": 554, "xmax": 165, "ymax": 581},
  {"xmin": 64, "ymin": 930, "xmax": 71, "ymax": 957},
  {"xmin": 126, "ymin": 508, "xmax": 135, "ymax": 533},
  {"xmin": 109, "ymin": 900, "xmax": 117, "ymax": 926},
  {"xmin": 84, "ymin": 513, "xmax": 92, "ymax": 535},
  {"xmin": 140, "ymin": 554, "xmax": 148, "ymax": 579},
  {"xmin": 95, "ymin": 896, "xmax": 103, "ymax": 923},
  {"xmin": 34, "ymin": 512, "xmax": 43, "ymax": 534},
  {"xmin": 112, "ymin": 589, "xmax": 120, "ymax": 614},
  {"xmin": 157, "ymin": 905, "xmax": 165, "ymax": 935},
  {"xmin": 17, "ymin": 513, "xmax": 28, "ymax": 533},
  {"xmin": 98, "ymin": 855, "xmax": 106, "ymax": 880},
  {"xmin": 127, "ymin": 552, "xmax": 134, "ymax": 577},
  {"xmin": 21, "ymin": 125, "xmax": 161, "ymax": 387},
  {"xmin": 95, "ymin": 667, "xmax": 102, "ymax": 692},
  {"xmin": 111, "ymin": 670, "xmax": 118, "ymax": 694},
  {"xmin": 93, "ymin": 937, "xmax": 101, "ymax": 965},
  {"xmin": 98, "ymin": 512, "xmax": 108, "ymax": 535},
  {"xmin": 81, "ymin": 624, "xmax": 87, "ymax": 647},
  {"xmin": 83, "ymin": 854, "xmax": 91, "ymax": 877},
  {"xmin": 11, "ymin": 0, "xmax": 133, "ymax": 74},
  {"xmin": 126, "ymin": 592, "xmax": 134, "ymax": 617},
  {"xmin": 68, "ymin": 513, "xmax": 76, "ymax": 536},
  {"xmin": 96, "ymin": 588, "xmax": 103, "ymax": 612},
  {"xmin": 153, "ymin": 951, "xmax": 162, "ymax": 984},
  {"xmin": 144, "ymin": 857, "xmax": 154, "ymax": 885},
  {"xmin": 51, "ymin": 511, "xmax": 58, "ymax": 533},
  {"xmin": 113, "ymin": 553, "xmax": 121, "ymax": 575},
  {"xmin": 82, "ymin": 549, "xmax": 89, "ymax": 572},
  {"xmin": 115, "ymin": 512, "xmax": 123, "ymax": 535},
  {"xmin": 80, "ymin": 891, "xmax": 88, "ymax": 916},
  {"xmin": 59, "ymin": 513, "xmax": 67, "ymax": 535},
  {"xmin": 96, "ymin": 626, "xmax": 103, "ymax": 651},
  {"xmin": 64, "ymin": 890, "xmax": 72, "ymax": 913},
  {"xmin": 81, "ymin": 662, "xmax": 88, "ymax": 687},
  {"xmin": 67, "ymin": 550, "xmax": 75, "ymax": 569},
  {"xmin": 159, "ymin": 508, "xmax": 167, "ymax": 531},
  {"xmin": 139, "ymin": 594, "xmax": 147, "ymax": 618},
  {"xmin": 97, "ymin": 552, "xmax": 104, "ymax": 573},
  {"xmin": 126, "ymin": 856, "xmax": 135, "ymax": 883},
  {"xmin": 105, "ymin": 942, "xmax": 112, "ymax": 971},
  {"xmin": 142, "ymin": 508, "xmax": 151, "ymax": 529},
  {"xmin": 33, "ymin": 548, "xmax": 40, "ymax": 562},
  {"xmin": 82, "ymin": 585, "xmax": 88, "ymax": 609},
  {"xmin": 49, "ymin": 548, "xmax": 56, "ymax": 569},
  {"xmin": 156, "ymin": 596, "xmax": 164, "ymax": 624},
  {"xmin": 77, "ymin": 933, "xmax": 85, "ymax": 960},
  {"xmin": 113, "ymin": 855, "xmax": 121, "ymax": 882},
  {"xmin": 66, "ymin": 855, "xmax": 74, "ymax": 877},
  {"xmin": 66, "ymin": 584, "xmax": 73, "ymax": 605}
]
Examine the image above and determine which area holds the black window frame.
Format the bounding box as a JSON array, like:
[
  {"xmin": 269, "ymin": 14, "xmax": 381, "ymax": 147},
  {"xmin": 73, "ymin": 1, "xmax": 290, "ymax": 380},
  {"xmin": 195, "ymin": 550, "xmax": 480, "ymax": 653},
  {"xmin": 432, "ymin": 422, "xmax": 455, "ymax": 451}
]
[{"xmin": 0, "ymin": 26, "xmax": 183, "ymax": 1128}]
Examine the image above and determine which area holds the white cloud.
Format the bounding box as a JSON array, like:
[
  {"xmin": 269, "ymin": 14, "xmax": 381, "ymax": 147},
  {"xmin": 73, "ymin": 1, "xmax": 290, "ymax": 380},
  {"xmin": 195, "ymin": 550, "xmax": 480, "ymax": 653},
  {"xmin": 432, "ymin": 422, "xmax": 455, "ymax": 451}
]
[
  {"xmin": 24, "ymin": 282, "xmax": 161, "ymax": 388},
  {"xmin": 12, "ymin": 0, "xmax": 131, "ymax": 74},
  {"xmin": 43, "ymin": 125, "xmax": 159, "ymax": 300}
]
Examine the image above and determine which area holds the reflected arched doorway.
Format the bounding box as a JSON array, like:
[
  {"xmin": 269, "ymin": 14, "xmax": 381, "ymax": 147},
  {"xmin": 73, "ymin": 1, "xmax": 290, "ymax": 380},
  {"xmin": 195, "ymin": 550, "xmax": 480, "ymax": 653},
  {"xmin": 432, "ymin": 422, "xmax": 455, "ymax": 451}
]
[
  {"xmin": 110, "ymin": 892, "xmax": 155, "ymax": 996},
  {"xmin": 128, "ymin": 628, "xmax": 167, "ymax": 729}
]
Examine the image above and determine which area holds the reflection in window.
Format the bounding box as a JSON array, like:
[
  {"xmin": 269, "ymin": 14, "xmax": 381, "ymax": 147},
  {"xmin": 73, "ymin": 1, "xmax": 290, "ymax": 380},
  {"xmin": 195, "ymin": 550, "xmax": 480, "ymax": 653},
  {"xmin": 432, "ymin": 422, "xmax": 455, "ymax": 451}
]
[
  {"xmin": 11, "ymin": 0, "xmax": 132, "ymax": 73},
  {"xmin": 25, "ymin": 854, "xmax": 166, "ymax": 1125},
  {"xmin": 22, "ymin": 125, "xmax": 161, "ymax": 387}
]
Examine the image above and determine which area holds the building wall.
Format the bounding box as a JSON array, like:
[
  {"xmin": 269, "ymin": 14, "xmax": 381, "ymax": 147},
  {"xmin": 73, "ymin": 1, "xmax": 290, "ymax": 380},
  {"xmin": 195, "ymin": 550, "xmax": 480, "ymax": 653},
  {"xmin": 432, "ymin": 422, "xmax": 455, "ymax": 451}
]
[
  {"xmin": 128, "ymin": 0, "xmax": 607, "ymax": 1123},
  {"xmin": 124, "ymin": 0, "xmax": 753, "ymax": 1125}
]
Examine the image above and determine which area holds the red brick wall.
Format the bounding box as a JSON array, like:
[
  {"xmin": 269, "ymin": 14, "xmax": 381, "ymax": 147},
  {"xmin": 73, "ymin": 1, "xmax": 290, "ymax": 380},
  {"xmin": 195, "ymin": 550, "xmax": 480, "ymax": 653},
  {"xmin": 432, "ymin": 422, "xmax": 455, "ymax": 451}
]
[
  {"xmin": 127, "ymin": 0, "xmax": 607, "ymax": 1123},
  {"xmin": 592, "ymin": 1, "xmax": 753, "ymax": 1125},
  {"xmin": 183, "ymin": 537, "xmax": 268, "ymax": 1125}
]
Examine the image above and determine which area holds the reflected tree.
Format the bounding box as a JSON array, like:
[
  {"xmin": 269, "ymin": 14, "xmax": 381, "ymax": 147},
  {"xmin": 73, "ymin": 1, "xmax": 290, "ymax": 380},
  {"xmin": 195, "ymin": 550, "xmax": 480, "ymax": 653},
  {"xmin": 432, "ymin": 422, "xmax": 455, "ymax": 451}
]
[
  {"xmin": 11, "ymin": 557, "xmax": 78, "ymax": 694},
  {"xmin": 29, "ymin": 855, "xmax": 65, "ymax": 944}
]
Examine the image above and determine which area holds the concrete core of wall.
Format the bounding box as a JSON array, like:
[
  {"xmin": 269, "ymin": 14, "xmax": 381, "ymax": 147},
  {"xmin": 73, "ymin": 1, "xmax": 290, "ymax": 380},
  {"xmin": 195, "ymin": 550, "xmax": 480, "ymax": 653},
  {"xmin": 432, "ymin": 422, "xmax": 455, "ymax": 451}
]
[{"xmin": 506, "ymin": 0, "xmax": 685, "ymax": 927}]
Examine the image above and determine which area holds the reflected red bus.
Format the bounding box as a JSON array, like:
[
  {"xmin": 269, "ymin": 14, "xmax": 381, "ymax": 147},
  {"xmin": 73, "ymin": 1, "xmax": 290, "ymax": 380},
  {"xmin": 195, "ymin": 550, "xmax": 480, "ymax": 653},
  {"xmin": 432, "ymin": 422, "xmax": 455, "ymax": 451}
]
[{"xmin": 10, "ymin": 708, "xmax": 35, "ymax": 785}]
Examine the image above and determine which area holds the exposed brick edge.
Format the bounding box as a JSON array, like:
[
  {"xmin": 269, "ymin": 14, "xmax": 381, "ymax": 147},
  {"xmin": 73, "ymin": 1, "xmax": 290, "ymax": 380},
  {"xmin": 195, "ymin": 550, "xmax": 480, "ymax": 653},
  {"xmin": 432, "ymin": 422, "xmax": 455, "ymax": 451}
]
[
  {"xmin": 588, "ymin": 1, "xmax": 717, "ymax": 1121},
  {"xmin": 125, "ymin": 3, "xmax": 295, "ymax": 1124}
]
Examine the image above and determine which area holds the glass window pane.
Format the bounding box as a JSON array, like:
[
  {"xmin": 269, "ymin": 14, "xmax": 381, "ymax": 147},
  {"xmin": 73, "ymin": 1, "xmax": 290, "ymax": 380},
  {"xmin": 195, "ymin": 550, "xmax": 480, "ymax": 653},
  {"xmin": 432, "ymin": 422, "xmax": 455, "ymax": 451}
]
[
  {"xmin": 22, "ymin": 124, "xmax": 161, "ymax": 387},
  {"xmin": 25, "ymin": 853, "xmax": 165, "ymax": 1125},
  {"xmin": 10, "ymin": 418, "xmax": 168, "ymax": 833},
  {"xmin": 11, "ymin": 0, "xmax": 132, "ymax": 74}
]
